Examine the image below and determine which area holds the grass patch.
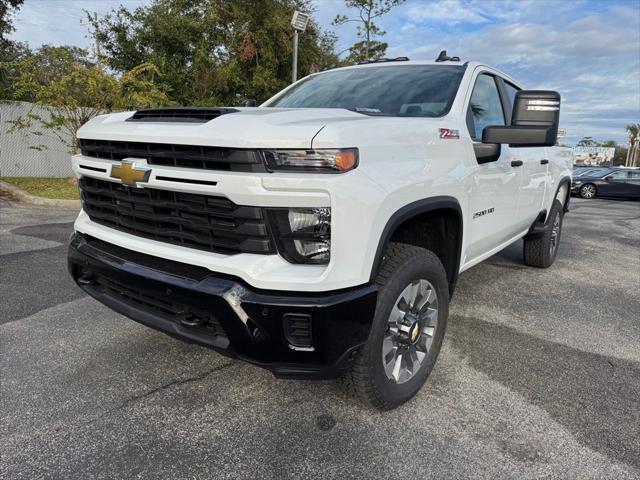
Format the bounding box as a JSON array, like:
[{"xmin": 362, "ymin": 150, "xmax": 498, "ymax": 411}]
[{"xmin": 1, "ymin": 177, "xmax": 80, "ymax": 200}]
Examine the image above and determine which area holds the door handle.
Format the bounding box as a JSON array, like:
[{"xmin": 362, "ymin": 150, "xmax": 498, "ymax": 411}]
[
  {"xmin": 540, "ymin": 159, "xmax": 549, "ymax": 165},
  {"xmin": 510, "ymin": 160, "xmax": 523, "ymax": 167}
]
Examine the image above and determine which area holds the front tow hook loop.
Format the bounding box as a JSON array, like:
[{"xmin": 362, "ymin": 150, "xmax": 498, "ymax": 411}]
[
  {"xmin": 179, "ymin": 314, "xmax": 207, "ymax": 327},
  {"xmin": 78, "ymin": 275, "xmax": 95, "ymax": 286}
]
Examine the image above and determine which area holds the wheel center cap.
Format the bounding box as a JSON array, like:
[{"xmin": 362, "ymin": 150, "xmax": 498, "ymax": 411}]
[
  {"xmin": 409, "ymin": 322, "xmax": 421, "ymax": 343},
  {"xmin": 398, "ymin": 314, "xmax": 422, "ymax": 345}
]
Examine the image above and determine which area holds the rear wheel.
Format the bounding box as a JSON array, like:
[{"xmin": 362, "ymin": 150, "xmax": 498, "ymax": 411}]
[
  {"xmin": 579, "ymin": 183, "xmax": 596, "ymax": 199},
  {"xmin": 523, "ymin": 199, "xmax": 564, "ymax": 268},
  {"xmin": 345, "ymin": 243, "xmax": 449, "ymax": 410}
]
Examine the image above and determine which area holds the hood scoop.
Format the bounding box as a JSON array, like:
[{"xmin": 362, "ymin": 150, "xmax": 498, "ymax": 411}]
[{"xmin": 127, "ymin": 107, "xmax": 239, "ymax": 123}]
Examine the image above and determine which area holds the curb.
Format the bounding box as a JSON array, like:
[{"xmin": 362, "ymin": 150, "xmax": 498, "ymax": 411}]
[{"xmin": 0, "ymin": 180, "xmax": 81, "ymax": 209}]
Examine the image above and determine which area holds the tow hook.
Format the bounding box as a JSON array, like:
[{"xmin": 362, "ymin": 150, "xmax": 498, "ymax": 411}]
[{"xmin": 77, "ymin": 273, "xmax": 95, "ymax": 286}]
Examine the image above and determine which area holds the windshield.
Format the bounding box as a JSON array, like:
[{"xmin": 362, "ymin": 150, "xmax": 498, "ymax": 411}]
[
  {"xmin": 265, "ymin": 65, "xmax": 465, "ymax": 117},
  {"xmin": 576, "ymin": 168, "xmax": 610, "ymax": 177}
]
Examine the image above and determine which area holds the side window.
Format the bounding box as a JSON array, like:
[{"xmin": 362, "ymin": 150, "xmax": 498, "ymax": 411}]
[
  {"xmin": 629, "ymin": 171, "xmax": 640, "ymax": 179},
  {"xmin": 503, "ymin": 81, "xmax": 520, "ymax": 109},
  {"xmin": 607, "ymin": 171, "xmax": 629, "ymax": 180},
  {"xmin": 467, "ymin": 74, "xmax": 506, "ymax": 140}
]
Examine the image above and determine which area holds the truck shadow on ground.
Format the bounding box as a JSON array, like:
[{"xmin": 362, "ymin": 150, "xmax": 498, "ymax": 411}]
[{"xmin": 446, "ymin": 314, "xmax": 640, "ymax": 469}]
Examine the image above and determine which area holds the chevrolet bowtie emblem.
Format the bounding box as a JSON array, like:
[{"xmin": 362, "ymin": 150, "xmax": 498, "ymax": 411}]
[{"xmin": 110, "ymin": 159, "xmax": 151, "ymax": 187}]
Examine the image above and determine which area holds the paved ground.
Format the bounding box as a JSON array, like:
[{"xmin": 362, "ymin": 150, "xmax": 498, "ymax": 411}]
[{"xmin": 1, "ymin": 196, "xmax": 639, "ymax": 479}]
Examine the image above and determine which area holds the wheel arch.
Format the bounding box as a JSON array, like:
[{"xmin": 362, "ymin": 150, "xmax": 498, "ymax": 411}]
[
  {"xmin": 555, "ymin": 175, "xmax": 572, "ymax": 212},
  {"xmin": 369, "ymin": 196, "xmax": 463, "ymax": 298}
]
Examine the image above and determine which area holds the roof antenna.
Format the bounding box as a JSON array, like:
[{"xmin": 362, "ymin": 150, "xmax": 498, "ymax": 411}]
[{"xmin": 435, "ymin": 50, "xmax": 460, "ymax": 62}]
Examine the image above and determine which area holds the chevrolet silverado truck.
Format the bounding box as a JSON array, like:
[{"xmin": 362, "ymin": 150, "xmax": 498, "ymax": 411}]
[{"xmin": 68, "ymin": 56, "xmax": 572, "ymax": 409}]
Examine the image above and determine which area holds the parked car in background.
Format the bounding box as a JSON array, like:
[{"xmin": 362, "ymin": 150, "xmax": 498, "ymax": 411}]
[{"xmin": 572, "ymin": 168, "xmax": 640, "ymax": 199}]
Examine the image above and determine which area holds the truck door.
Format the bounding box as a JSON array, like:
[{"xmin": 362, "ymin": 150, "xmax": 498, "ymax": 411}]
[
  {"xmin": 464, "ymin": 72, "xmax": 522, "ymax": 262},
  {"xmin": 498, "ymin": 79, "xmax": 548, "ymax": 230}
]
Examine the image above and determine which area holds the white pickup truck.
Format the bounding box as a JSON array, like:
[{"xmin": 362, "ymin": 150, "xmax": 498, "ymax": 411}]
[{"xmin": 69, "ymin": 55, "xmax": 572, "ymax": 409}]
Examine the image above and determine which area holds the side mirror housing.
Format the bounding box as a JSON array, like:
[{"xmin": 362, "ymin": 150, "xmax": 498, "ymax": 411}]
[
  {"xmin": 473, "ymin": 143, "xmax": 501, "ymax": 164},
  {"xmin": 242, "ymin": 98, "xmax": 257, "ymax": 107},
  {"xmin": 483, "ymin": 90, "xmax": 560, "ymax": 147}
]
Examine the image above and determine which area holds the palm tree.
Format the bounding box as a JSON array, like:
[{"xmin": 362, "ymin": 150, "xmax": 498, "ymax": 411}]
[
  {"xmin": 625, "ymin": 123, "xmax": 640, "ymax": 167},
  {"xmin": 625, "ymin": 123, "xmax": 640, "ymax": 166}
]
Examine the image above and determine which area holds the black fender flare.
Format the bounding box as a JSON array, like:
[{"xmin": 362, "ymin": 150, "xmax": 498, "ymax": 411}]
[{"xmin": 369, "ymin": 196, "xmax": 463, "ymax": 296}]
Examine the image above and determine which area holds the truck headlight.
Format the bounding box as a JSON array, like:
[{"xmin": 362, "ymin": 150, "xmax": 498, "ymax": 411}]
[
  {"xmin": 262, "ymin": 149, "xmax": 358, "ymax": 173},
  {"xmin": 268, "ymin": 208, "xmax": 331, "ymax": 264}
]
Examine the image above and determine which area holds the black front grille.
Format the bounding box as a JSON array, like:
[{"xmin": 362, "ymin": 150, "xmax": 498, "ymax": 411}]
[
  {"xmin": 79, "ymin": 139, "xmax": 265, "ymax": 172},
  {"xmin": 79, "ymin": 177, "xmax": 275, "ymax": 255},
  {"xmin": 92, "ymin": 273, "xmax": 226, "ymax": 340},
  {"xmin": 127, "ymin": 107, "xmax": 239, "ymax": 123}
]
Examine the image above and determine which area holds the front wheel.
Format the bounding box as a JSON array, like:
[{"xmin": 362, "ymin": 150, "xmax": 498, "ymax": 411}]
[
  {"xmin": 523, "ymin": 199, "xmax": 564, "ymax": 268},
  {"xmin": 345, "ymin": 243, "xmax": 449, "ymax": 410}
]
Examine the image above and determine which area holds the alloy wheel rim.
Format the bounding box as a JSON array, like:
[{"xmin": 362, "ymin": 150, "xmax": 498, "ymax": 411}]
[
  {"xmin": 582, "ymin": 185, "xmax": 595, "ymax": 198},
  {"xmin": 382, "ymin": 279, "xmax": 439, "ymax": 384},
  {"xmin": 550, "ymin": 212, "xmax": 561, "ymax": 256}
]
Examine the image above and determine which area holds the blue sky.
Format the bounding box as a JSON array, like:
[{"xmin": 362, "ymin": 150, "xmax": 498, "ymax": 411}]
[{"xmin": 10, "ymin": 0, "xmax": 640, "ymax": 145}]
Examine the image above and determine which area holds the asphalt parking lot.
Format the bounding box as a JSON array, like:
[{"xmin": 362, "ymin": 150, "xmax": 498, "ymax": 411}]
[{"xmin": 1, "ymin": 196, "xmax": 639, "ymax": 479}]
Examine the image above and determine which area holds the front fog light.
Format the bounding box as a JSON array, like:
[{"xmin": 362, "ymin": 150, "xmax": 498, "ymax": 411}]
[{"xmin": 268, "ymin": 208, "xmax": 331, "ymax": 264}]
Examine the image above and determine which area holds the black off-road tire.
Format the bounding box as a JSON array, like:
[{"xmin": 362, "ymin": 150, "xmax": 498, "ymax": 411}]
[
  {"xmin": 523, "ymin": 199, "xmax": 564, "ymax": 268},
  {"xmin": 344, "ymin": 242, "xmax": 449, "ymax": 410}
]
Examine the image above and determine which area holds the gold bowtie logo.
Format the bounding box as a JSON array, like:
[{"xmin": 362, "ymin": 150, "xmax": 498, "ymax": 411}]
[{"xmin": 110, "ymin": 159, "xmax": 151, "ymax": 187}]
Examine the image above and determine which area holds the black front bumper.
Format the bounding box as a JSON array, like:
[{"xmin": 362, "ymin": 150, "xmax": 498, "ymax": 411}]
[{"xmin": 68, "ymin": 233, "xmax": 377, "ymax": 379}]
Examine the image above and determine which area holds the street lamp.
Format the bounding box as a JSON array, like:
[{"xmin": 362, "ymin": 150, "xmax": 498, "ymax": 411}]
[{"xmin": 291, "ymin": 11, "xmax": 310, "ymax": 84}]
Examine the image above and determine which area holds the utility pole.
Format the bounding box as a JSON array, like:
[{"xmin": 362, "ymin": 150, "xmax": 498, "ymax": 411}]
[
  {"xmin": 290, "ymin": 11, "xmax": 309, "ymax": 84},
  {"xmin": 292, "ymin": 30, "xmax": 298, "ymax": 83}
]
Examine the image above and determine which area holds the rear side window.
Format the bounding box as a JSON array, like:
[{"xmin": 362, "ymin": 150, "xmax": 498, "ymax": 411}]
[
  {"xmin": 629, "ymin": 171, "xmax": 640, "ymax": 179},
  {"xmin": 607, "ymin": 171, "xmax": 629, "ymax": 180},
  {"xmin": 467, "ymin": 74, "xmax": 506, "ymax": 140}
]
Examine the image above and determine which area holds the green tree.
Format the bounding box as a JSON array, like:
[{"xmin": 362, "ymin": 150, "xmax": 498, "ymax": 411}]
[
  {"xmin": 0, "ymin": 0, "xmax": 23, "ymax": 46},
  {"xmin": 89, "ymin": 0, "xmax": 336, "ymax": 105},
  {"xmin": 576, "ymin": 136, "xmax": 596, "ymax": 147},
  {"xmin": 0, "ymin": 0, "xmax": 27, "ymax": 98},
  {"xmin": 333, "ymin": 0, "xmax": 404, "ymax": 63},
  {"xmin": 4, "ymin": 45, "xmax": 171, "ymax": 150}
]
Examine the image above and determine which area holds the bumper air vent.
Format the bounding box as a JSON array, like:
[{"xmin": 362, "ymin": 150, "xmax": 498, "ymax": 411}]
[{"xmin": 283, "ymin": 313, "xmax": 314, "ymax": 350}]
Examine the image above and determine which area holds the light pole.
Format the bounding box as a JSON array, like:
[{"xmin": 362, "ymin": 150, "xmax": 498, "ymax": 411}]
[{"xmin": 291, "ymin": 11, "xmax": 310, "ymax": 84}]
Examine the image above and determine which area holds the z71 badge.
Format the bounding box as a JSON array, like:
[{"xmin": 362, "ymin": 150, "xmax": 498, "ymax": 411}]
[{"xmin": 439, "ymin": 128, "xmax": 460, "ymax": 139}]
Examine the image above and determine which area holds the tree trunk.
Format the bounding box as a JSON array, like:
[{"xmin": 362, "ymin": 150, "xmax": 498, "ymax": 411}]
[{"xmin": 365, "ymin": 8, "xmax": 371, "ymax": 60}]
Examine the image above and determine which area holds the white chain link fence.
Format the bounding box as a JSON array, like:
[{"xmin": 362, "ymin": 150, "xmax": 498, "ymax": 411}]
[{"xmin": 0, "ymin": 101, "xmax": 74, "ymax": 177}]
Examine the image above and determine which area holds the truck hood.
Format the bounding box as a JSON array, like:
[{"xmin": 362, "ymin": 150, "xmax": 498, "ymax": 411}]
[{"xmin": 77, "ymin": 107, "xmax": 371, "ymax": 149}]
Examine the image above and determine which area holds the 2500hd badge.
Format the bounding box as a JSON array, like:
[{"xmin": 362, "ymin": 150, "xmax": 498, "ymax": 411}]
[{"xmin": 69, "ymin": 53, "xmax": 571, "ymax": 409}]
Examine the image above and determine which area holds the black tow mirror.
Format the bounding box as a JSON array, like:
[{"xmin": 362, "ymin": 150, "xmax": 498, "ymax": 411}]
[{"xmin": 483, "ymin": 90, "xmax": 560, "ymax": 147}]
